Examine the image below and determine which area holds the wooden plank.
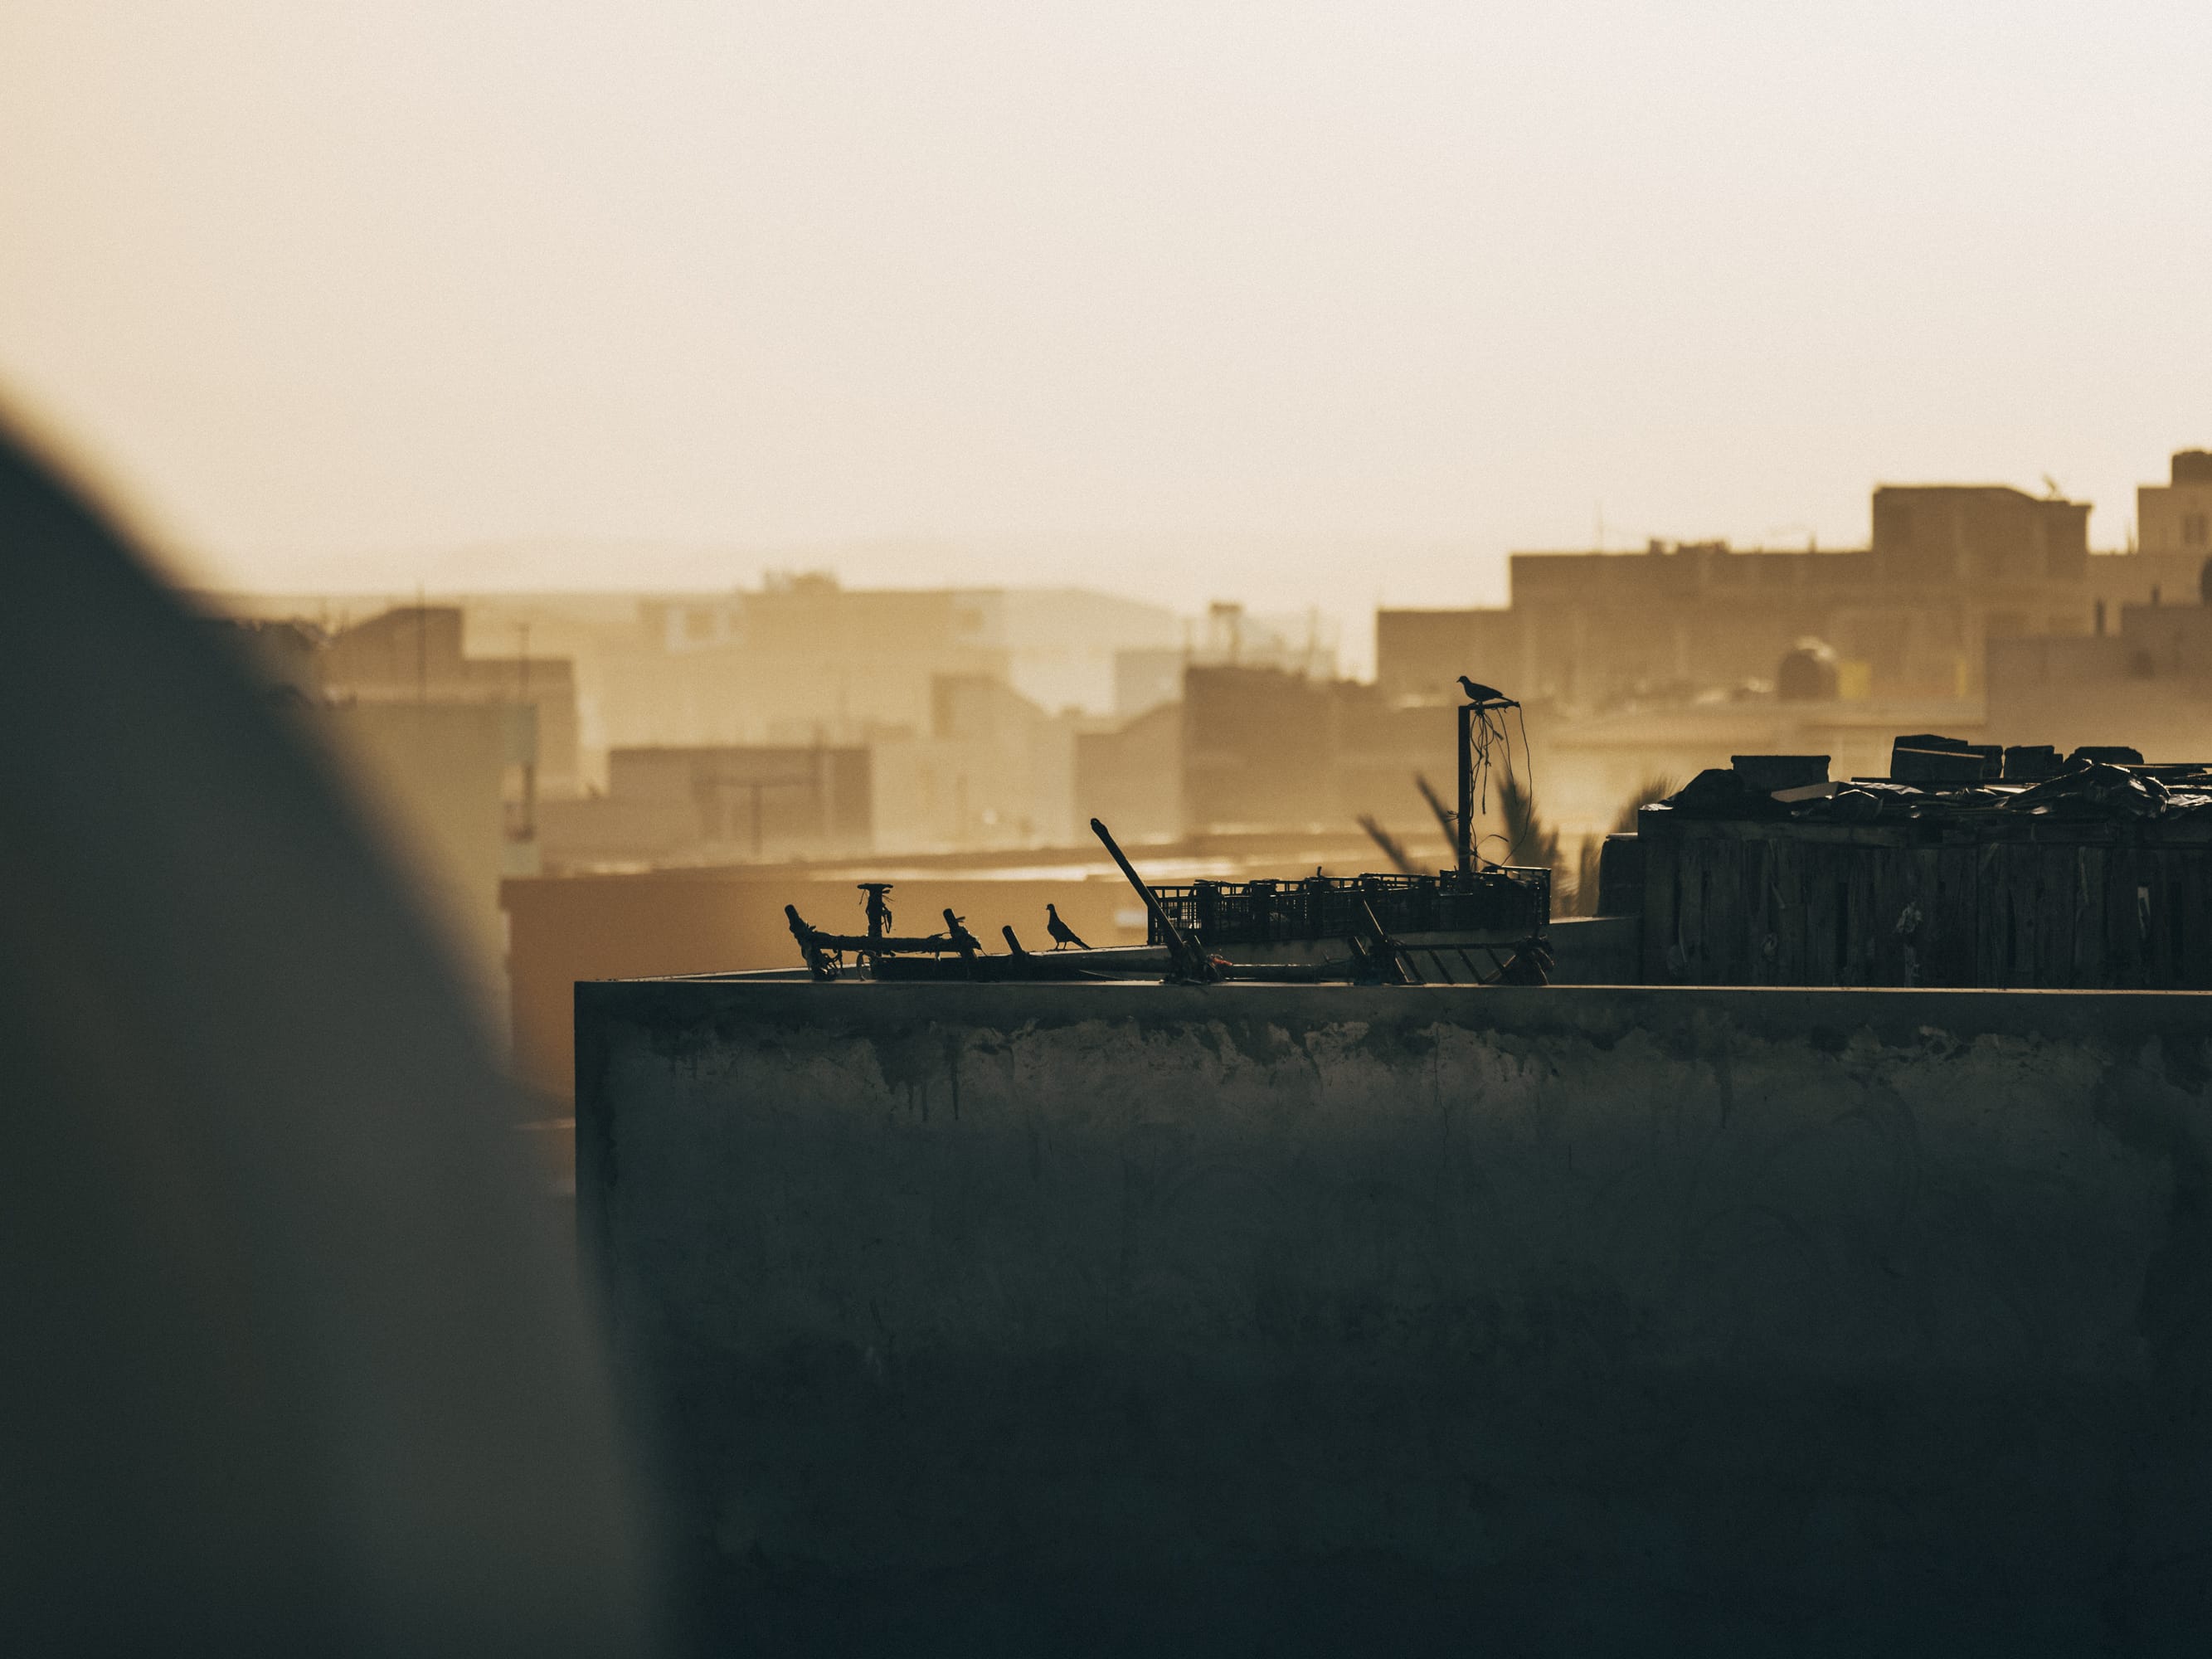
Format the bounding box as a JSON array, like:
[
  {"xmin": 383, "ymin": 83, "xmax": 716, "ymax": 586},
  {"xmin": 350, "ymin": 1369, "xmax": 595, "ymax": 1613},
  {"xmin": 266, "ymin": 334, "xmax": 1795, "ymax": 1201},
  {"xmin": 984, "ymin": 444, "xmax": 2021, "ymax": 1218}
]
[
  {"xmin": 1641, "ymin": 829, "xmax": 1679, "ymax": 983},
  {"xmin": 1864, "ymin": 847, "xmax": 1889, "ymax": 985},
  {"xmin": 1626, "ymin": 820, "xmax": 2212, "ymax": 990},
  {"xmin": 1826, "ymin": 843, "xmax": 1852, "ymax": 983},
  {"xmin": 2151, "ymin": 850, "xmax": 2181, "ymax": 988},
  {"xmin": 2073, "ymin": 844, "xmax": 2108, "ymax": 990},
  {"xmin": 1772, "ymin": 834, "xmax": 1806, "ymax": 984},
  {"xmin": 1928, "ymin": 845, "xmax": 1976, "ymax": 987},
  {"xmin": 2104, "ymin": 840, "xmax": 2139, "ymax": 990},
  {"xmin": 1707, "ymin": 834, "xmax": 1745, "ymax": 985},
  {"xmin": 1896, "ymin": 847, "xmax": 1937, "ymax": 987},
  {"xmin": 1694, "ymin": 835, "xmax": 1728, "ymax": 984},
  {"xmin": 1743, "ymin": 833, "xmax": 1775, "ymax": 986},
  {"xmin": 2171, "ymin": 850, "xmax": 2198, "ymax": 988},
  {"xmin": 1867, "ymin": 846, "xmax": 1913, "ymax": 986},
  {"xmin": 2037, "ymin": 843, "xmax": 2075, "ymax": 989},
  {"xmin": 2007, "ymin": 842, "xmax": 2039, "ymax": 988},
  {"xmin": 2185, "ymin": 852, "xmax": 2212, "ymax": 990},
  {"xmin": 1976, "ymin": 841, "xmax": 2009, "ymax": 989},
  {"xmin": 1804, "ymin": 843, "xmax": 1840, "ymax": 988},
  {"xmin": 2137, "ymin": 849, "xmax": 2162, "ymax": 989},
  {"xmin": 1677, "ymin": 838, "xmax": 1708, "ymax": 983},
  {"xmin": 1844, "ymin": 848, "xmax": 1878, "ymax": 987},
  {"xmin": 1892, "ymin": 845, "xmax": 1924, "ymax": 985}
]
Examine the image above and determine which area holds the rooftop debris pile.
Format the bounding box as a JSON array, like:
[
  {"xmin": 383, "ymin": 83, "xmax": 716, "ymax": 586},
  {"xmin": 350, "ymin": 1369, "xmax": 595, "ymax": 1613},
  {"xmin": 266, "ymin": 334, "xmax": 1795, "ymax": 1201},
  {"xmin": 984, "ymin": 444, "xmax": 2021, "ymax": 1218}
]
[
  {"xmin": 1657, "ymin": 738, "xmax": 2212, "ymax": 826},
  {"xmin": 1635, "ymin": 737, "xmax": 2212, "ymax": 989}
]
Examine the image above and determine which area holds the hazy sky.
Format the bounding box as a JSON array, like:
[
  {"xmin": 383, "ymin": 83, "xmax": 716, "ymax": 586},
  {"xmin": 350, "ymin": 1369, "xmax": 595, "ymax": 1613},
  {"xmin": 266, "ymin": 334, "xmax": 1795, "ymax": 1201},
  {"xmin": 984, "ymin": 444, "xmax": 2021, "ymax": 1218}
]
[{"xmin": 5, "ymin": 2, "xmax": 2210, "ymax": 635}]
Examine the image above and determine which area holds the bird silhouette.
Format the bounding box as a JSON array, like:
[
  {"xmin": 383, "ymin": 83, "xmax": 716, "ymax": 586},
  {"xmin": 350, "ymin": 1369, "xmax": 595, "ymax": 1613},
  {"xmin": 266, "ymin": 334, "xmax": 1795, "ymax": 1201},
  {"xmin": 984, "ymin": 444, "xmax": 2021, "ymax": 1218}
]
[
  {"xmin": 1457, "ymin": 676, "xmax": 1518, "ymax": 708},
  {"xmin": 1045, "ymin": 903, "xmax": 1089, "ymax": 950}
]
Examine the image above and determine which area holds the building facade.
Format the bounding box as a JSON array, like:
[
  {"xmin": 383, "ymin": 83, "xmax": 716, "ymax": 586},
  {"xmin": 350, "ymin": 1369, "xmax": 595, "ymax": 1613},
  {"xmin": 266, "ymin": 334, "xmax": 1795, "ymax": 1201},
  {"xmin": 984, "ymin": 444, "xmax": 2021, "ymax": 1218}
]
[{"xmin": 1378, "ymin": 474, "xmax": 2207, "ymax": 712}]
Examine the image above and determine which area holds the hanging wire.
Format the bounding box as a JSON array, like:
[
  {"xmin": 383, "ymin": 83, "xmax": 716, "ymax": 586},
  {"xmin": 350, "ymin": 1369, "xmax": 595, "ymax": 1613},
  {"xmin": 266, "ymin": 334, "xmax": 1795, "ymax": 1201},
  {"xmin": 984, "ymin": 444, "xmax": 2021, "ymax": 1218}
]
[{"xmin": 1461, "ymin": 699, "xmax": 1541, "ymax": 870}]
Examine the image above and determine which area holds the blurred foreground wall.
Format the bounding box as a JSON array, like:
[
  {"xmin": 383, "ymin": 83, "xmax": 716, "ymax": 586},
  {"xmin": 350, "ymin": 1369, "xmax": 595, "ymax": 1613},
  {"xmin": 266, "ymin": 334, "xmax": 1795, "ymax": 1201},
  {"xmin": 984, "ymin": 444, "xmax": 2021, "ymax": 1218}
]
[
  {"xmin": 321, "ymin": 698, "xmax": 532, "ymax": 1031},
  {"xmin": 581, "ymin": 980, "xmax": 2212, "ymax": 1653},
  {"xmin": 2, "ymin": 422, "xmax": 655, "ymax": 1653}
]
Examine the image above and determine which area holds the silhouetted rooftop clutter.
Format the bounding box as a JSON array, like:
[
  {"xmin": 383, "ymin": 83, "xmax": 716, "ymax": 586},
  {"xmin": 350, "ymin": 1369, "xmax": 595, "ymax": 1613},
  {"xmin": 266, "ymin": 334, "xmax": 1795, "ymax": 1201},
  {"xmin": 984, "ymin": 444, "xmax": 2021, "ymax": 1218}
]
[
  {"xmin": 1655, "ymin": 736, "xmax": 2200, "ymax": 825},
  {"xmin": 1631, "ymin": 733, "xmax": 2212, "ymax": 989}
]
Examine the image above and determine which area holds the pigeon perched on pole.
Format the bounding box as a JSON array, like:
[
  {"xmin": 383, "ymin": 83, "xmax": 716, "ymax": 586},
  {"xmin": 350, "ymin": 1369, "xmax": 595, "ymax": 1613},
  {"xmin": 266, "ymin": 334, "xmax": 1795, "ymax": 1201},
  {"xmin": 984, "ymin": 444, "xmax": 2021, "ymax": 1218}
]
[
  {"xmin": 1457, "ymin": 676, "xmax": 1519, "ymax": 708},
  {"xmin": 1044, "ymin": 903, "xmax": 1089, "ymax": 950}
]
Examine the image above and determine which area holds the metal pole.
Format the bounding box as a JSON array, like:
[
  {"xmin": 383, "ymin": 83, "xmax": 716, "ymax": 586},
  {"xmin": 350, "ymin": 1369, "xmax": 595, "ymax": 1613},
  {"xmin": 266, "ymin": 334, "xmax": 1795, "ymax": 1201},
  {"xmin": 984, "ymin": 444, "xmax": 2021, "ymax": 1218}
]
[
  {"xmin": 1091, "ymin": 816, "xmax": 1212, "ymax": 980},
  {"xmin": 1456, "ymin": 703, "xmax": 1474, "ymax": 874}
]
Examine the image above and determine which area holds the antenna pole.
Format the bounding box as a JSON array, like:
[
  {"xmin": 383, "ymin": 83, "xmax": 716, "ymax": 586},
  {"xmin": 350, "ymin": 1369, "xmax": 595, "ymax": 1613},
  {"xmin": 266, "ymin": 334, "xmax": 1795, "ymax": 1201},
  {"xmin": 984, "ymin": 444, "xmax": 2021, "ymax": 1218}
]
[{"xmin": 1456, "ymin": 703, "xmax": 1475, "ymax": 874}]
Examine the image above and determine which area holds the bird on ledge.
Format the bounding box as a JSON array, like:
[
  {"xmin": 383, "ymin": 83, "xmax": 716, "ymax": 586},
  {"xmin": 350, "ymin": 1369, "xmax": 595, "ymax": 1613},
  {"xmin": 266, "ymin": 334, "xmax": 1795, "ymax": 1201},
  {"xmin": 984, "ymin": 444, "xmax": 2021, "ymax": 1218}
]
[
  {"xmin": 1045, "ymin": 903, "xmax": 1090, "ymax": 950},
  {"xmin": 1457, "ymin": 676, "xmax": 1519, "ymax": 708}
]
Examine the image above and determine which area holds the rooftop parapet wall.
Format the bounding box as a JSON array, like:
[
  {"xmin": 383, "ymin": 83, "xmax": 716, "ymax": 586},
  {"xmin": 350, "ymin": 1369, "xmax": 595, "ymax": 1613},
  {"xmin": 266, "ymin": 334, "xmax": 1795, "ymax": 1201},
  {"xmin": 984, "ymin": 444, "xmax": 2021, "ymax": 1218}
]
[{"xmin": 580, "ymin": 980, "xmax": 2212, "ymax": 1652}]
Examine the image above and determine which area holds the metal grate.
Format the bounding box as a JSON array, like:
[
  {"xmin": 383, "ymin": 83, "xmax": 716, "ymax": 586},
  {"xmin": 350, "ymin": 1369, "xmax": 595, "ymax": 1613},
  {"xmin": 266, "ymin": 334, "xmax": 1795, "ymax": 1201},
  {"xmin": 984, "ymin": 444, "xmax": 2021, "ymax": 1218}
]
[{"xmin": 1146, "ymin": 867, "xmax": 1549, "ymax": 947}]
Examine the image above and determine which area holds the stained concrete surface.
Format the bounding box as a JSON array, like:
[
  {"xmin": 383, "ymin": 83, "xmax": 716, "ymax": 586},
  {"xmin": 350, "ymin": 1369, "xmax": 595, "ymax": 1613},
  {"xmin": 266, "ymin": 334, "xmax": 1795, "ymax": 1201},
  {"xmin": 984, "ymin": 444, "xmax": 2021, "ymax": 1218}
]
[{"xmin": 579, "ymin": 982, "xmax": 2212, "ymax": 1655}]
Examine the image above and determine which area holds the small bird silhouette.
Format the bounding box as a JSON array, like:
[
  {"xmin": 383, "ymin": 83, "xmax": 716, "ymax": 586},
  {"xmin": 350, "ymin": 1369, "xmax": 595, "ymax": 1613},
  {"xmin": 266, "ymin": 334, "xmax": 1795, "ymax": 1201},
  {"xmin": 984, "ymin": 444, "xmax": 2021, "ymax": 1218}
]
[
  {"xmin": 1045, "ymin": 903, "xmax": 1089, "ymax": 950},
  {"xmin": 1457, "ymin": 676, "xmax": 1518, "ymax": 707}
]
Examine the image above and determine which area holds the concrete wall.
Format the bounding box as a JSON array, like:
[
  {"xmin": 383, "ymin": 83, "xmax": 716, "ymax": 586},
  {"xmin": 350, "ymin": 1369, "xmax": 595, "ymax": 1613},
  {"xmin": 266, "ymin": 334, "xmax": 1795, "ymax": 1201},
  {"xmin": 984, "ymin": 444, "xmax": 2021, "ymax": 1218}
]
[
  {"xmin": 1548, "ymin": 914, "xmax": 1638, "ymax": 982},
  {"xmin": 580, "ymin": 981, "xmax": 2212, "ymax": 1654}
]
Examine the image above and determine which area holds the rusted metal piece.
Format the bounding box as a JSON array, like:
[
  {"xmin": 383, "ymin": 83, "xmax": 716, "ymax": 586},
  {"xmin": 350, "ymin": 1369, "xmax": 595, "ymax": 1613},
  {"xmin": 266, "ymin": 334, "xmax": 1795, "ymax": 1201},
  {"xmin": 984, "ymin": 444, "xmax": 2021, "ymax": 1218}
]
[
  {"xmin": 942, "ymin": 908, "xmax": 982, "ymax": 962},
  {"xmin": 1090, "ymin": 816, "xmax": 1219, "ymax": 983},
  {"xmin": 858, "ymin": 881, "xmax": 894, "ymax": 963},
  {"xmin": 784, "ymin": 902, "xmax": 959, "ymax": 976},
  {"xmin": 1354, "ymin": 897, "xmax": 1422, "ymax": 985},
  {"xmin": 785, "ymin": 902, "xmax": 840, "ymax": 980}
]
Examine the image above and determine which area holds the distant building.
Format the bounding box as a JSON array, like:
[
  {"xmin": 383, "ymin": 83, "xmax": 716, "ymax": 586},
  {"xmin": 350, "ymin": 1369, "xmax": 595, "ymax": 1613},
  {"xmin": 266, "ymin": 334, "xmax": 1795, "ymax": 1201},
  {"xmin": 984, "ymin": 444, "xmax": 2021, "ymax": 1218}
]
[
  {"xmin": 1972, "ymin": 452, "xmax": 2212, "ymax": 761},
  {"xmin": 2137, "ymin": 450, "xmax": 2212, "ymax": 559},
  {"xmin": 1378, "ymin": 479, "xmax": 2146, "ymax": 709},
  {"xmin": 1113, "ymin": 649, "xmax": 1187, "ymax": 719},
  {"xmin": 871, "ymin": 674, "xmax": 1077, "ymax": 852},
  {"xmin": 1987, "ymin": 593, "xmax": 2212, "ymax": 761},
  {"xmin": 1115, "ymin": 601, "xmax": 1339, "ymax": 718},
  {"xmin": 540, "ymin": 744, "xmax": 872, "ymax": 868},
  {"xmin": 1073, "ymin": 701, "xmax": 1181, "ymax": 843},
  {"xmin": 323, "ymin": 605, "xmax": 581, "ymax": 795},
  {"xmin": 984, "ymin": 587, "xmax": 1185, "ymax": 714},
  {"xmin": 608, "ymin": 578, "xmax": 1179, "ymax": 749},
  {"xmin": 1180, "ymin": 665, "xmax": 1447, "ymax": 837}
]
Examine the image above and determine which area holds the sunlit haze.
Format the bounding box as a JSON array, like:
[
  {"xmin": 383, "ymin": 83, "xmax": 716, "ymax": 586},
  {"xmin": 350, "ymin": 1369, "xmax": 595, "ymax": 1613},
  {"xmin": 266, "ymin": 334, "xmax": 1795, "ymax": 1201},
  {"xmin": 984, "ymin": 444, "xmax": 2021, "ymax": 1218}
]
[
  {"xmin": 18, "ymin": 12, "xmax": 2212, "ymax": 1643},
  {"xmin": 6, "ymin": 1, "xmax": 2210, "ymax": 646}
]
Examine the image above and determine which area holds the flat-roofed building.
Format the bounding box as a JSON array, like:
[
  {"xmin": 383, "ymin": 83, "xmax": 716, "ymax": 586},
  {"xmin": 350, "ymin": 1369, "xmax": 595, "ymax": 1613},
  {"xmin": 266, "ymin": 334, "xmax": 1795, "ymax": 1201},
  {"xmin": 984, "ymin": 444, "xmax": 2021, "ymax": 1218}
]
[
  {"xmin": 1380, "ymin": 480, "xmax": 2105, "ymax": 710},
  {"xmin": 2137, "ymin": 449, "xmax": 2212, "ymax": 559}
]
